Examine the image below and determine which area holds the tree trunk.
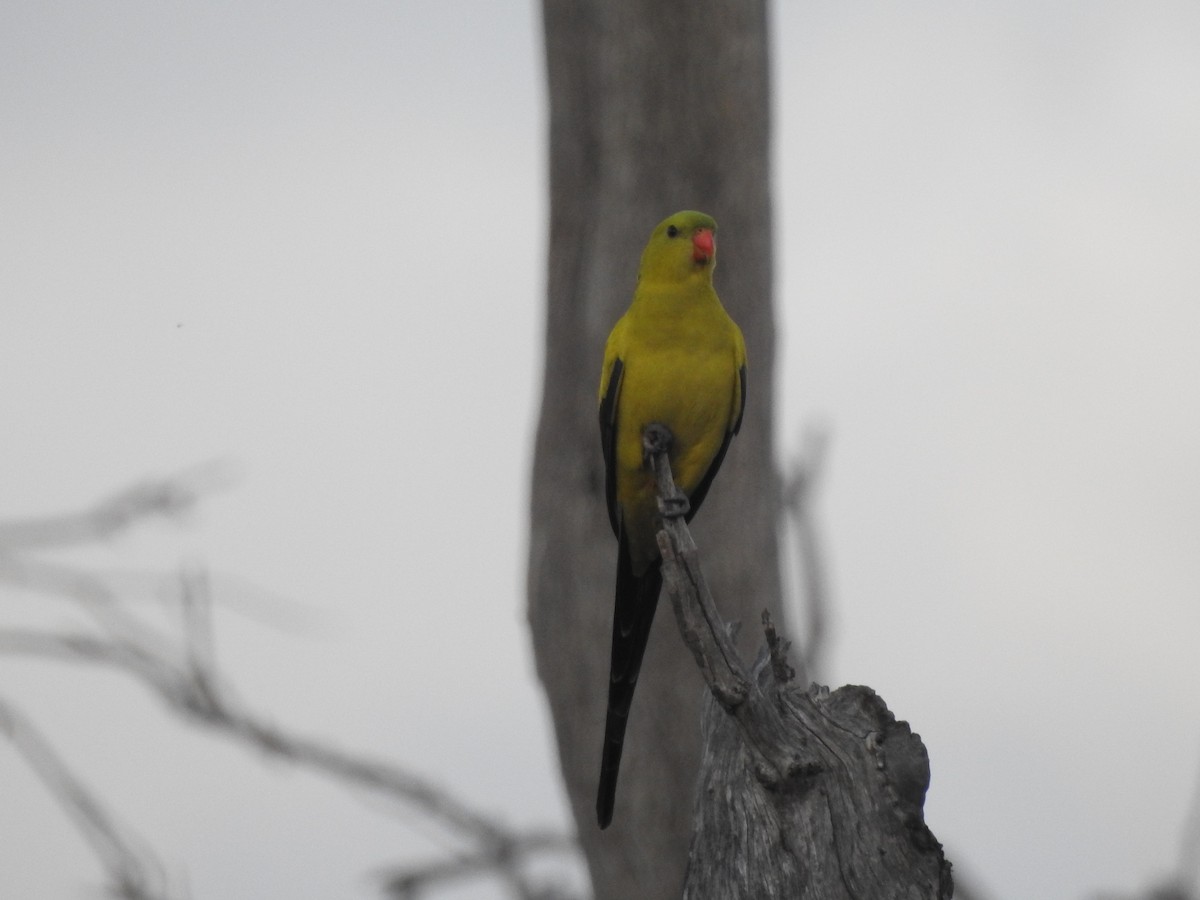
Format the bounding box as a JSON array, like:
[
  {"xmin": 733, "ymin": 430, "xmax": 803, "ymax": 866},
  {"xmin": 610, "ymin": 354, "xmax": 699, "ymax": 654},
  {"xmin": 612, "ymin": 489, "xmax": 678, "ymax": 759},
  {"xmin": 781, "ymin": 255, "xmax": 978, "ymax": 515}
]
[{"xmin": 528, "ymin": 2, "xmax": 781, "ymax": 897}]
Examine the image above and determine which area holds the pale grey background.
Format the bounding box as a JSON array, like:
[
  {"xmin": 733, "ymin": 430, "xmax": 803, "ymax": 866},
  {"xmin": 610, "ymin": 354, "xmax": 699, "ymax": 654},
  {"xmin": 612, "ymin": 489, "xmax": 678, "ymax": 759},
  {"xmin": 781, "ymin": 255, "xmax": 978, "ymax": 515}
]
[{"xmin": 2, "ymin": 3, "xmax": 1198, "ymax": 898}]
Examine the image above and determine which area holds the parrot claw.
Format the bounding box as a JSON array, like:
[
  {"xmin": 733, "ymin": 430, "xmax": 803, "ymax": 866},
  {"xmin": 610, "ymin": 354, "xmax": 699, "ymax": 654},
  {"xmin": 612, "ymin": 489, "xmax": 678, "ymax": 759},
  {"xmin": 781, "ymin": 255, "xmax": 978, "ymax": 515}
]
[{"xmin": 642, "ymin": 422, "xmax": 674, "ymax": 459}]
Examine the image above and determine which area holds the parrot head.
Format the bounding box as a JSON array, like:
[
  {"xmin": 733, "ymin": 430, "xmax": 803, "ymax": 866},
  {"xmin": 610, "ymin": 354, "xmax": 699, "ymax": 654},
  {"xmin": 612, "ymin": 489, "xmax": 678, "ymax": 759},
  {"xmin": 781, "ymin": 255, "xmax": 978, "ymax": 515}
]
[{"xmin": 638, "ymin": 210, "xmax": 718, "ymax": 283}]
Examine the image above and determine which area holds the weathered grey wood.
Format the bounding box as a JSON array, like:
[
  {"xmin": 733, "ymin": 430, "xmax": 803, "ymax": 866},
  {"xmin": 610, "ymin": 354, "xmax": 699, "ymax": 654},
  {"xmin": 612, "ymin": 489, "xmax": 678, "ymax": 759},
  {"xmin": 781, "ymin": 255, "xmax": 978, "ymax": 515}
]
[
  {"xmin": 646, "ymin": 431, "xmax": 953, "ymax": 899},
  {"xmin": 684, "ymin": 678, "xmax": 952, "ymax": 899}
]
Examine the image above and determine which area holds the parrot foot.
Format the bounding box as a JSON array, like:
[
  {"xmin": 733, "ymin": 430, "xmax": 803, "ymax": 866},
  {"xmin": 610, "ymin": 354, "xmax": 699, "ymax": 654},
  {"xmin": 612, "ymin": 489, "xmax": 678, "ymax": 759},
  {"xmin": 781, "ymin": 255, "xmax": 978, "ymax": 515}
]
[
  {"xmin": 642, "ymin": 422, "xmax": 674, "ymax": 458},
  {"xmin": 643, "ymin": 423, "xmax": 691, "ymax": 519}
]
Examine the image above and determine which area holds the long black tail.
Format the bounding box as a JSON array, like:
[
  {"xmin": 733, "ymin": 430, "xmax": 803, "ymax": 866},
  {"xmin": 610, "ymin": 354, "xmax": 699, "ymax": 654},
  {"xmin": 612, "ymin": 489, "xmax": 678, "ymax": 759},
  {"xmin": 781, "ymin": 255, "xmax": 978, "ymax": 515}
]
[{"xmin": 596, "ymin": 530, "xmax": 663, "ymax": 829}]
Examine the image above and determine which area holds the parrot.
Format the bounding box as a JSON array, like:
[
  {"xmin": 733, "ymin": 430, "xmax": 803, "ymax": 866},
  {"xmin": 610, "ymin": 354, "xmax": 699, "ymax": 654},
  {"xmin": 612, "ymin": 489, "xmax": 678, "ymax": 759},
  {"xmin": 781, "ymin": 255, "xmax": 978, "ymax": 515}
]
[{"xmin": 595, "ymin": 210, "xmax": 747, "ymax": 829}]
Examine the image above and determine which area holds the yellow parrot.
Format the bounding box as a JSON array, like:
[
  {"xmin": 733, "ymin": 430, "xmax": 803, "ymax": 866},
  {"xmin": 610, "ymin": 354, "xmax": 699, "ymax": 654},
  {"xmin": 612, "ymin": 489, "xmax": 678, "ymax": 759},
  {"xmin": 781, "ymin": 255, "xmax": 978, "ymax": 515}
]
[{"xmin": 595, "ymin": 210, "xmax": 747, "ymax": 828}]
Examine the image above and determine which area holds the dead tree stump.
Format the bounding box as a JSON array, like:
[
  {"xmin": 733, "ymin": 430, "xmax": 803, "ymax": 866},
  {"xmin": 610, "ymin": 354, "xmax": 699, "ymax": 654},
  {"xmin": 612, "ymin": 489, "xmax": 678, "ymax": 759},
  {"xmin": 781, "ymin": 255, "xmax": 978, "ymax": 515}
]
[{"xmin": 644, "ymin": 427, "xmax": 953, "ymax": 899}]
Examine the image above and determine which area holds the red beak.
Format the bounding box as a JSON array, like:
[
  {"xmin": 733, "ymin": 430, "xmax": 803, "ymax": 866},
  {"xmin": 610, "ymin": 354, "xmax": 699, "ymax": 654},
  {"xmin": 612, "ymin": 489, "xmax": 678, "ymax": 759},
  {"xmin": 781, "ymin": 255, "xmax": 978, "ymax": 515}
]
[{"xmin": 692, "ymin": 228, "xmax": 714, "ymax": 264}]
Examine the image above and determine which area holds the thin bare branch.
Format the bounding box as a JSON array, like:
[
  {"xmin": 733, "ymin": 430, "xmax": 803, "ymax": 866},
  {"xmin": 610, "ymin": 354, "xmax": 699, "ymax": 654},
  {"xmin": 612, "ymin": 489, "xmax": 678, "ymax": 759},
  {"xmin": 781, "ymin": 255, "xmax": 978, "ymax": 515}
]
[
  {"xmin": 0, "ymin": 629, "xmax": 177, "ymax": 686},
  {"xmin": 643, "ymin": 444, "xmax": 751, "ymax": 711},
  {"xmin": 0, "ymin": 697, "xmax": 181, "ymax": 900},
  {"xmin": 379, "ymin": 831, "xmax": 580, "ymax": 900},
  {"xmin": 0, "ymin": 461, "xmax": 233, "ymax": 550},
  {"xmin": 0, "ymin": 554, "xmax": 183, "ymax": 662},
  {"xmin": 177, "ymin": 564, "xmax": 216, "ymax": 680}
]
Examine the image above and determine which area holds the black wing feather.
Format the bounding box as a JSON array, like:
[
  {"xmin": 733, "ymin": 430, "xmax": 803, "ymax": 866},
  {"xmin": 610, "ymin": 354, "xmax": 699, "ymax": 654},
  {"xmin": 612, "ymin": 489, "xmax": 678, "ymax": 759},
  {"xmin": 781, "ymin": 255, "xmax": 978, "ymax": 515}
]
[
  {"xmin": 733, "ymin": 363, "xmax": 747, "ymax": 435},
  {"xmin": 685, "ymin": 363, "xmax": 747, "ymax": 522},
  {"xmin": 598, "ymin": 357, "xmax": 624, "ymax": 537}
]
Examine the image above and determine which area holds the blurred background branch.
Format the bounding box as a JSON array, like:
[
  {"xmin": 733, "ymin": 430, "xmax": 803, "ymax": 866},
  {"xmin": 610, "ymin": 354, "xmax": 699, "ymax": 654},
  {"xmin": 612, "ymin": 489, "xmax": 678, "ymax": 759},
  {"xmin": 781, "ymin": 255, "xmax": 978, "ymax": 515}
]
[
  {"xmin": 0, "ymin": 462, "xmax": 231, "ymax": 550},
  {"xmin": 780, "ymin": 423, "xmax": 832, "ymax": 686},
  {"xmin": 1, "ymin": 470, "xmax": 580, "ymax": 900},
  {"xmin": 0, "ymin": 696, "xmax": 181, "ymax": 900}
]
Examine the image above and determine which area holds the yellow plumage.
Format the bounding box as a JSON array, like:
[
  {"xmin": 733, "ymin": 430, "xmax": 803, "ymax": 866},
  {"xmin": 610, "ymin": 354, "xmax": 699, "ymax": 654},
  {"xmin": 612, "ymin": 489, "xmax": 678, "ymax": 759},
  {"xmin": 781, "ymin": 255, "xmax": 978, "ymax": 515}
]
[{"xmin": 595, "ymin": 210, "xmax": 746, "ymax": 828}]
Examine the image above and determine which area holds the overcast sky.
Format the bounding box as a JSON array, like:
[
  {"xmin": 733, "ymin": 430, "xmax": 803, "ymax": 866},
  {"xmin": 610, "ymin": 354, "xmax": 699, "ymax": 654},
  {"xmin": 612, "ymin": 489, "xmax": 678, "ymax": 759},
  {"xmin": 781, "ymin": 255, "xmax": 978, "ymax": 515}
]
[{"xmin": 2, "ymin": 3, "xmax": 1199, "ymax": 899}]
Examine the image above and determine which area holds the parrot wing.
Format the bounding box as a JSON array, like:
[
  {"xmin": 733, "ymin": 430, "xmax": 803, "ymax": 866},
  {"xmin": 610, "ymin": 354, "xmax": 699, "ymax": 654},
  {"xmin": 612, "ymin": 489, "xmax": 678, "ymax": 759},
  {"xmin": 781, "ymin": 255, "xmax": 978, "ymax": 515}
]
[{"xmin": 685, "ymin": 363, "xmax": 747, "ymax": 521}]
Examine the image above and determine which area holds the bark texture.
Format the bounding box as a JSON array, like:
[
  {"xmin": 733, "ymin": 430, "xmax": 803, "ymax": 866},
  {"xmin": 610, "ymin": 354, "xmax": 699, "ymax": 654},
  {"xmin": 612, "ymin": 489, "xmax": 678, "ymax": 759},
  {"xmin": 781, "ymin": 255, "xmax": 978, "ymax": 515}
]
[
  {"xmin": 643, "ymin": 436, "xmax": 952, "ymax": 899},
  {"xmin": 529, "ymin": 2, "xmax": 781, "ymax": 898},
  {"xmin": 684, "ymin": 679, "xmax": 953, "ymax": 899}
]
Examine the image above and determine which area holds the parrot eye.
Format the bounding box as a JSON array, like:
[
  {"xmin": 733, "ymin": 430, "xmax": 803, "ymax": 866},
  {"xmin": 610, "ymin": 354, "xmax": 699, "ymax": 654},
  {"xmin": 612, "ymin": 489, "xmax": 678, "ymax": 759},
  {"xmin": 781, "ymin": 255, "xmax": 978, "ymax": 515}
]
[{"xmin": 666, "ymin": 224, "xmax": 679, "ymax": 238}]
